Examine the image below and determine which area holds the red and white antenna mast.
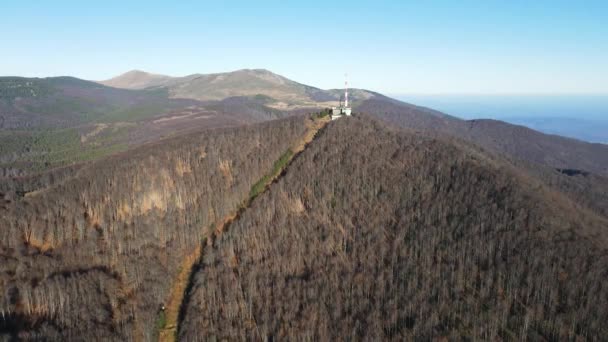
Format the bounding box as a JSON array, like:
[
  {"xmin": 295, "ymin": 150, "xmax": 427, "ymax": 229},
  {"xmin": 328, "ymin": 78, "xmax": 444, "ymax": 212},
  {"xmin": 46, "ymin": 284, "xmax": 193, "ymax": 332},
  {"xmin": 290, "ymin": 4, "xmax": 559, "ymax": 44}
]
[{"xmin": 344, "ymin": 73, "xmax": 349, "ymax": 107}]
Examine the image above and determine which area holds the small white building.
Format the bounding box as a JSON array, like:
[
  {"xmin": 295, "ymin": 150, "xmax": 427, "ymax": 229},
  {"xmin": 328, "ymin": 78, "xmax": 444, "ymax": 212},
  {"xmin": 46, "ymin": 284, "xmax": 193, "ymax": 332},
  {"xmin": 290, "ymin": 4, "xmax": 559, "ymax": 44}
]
[{"xmin": 331, "ymin": 106, "xmax": 351, "ymax": 120}]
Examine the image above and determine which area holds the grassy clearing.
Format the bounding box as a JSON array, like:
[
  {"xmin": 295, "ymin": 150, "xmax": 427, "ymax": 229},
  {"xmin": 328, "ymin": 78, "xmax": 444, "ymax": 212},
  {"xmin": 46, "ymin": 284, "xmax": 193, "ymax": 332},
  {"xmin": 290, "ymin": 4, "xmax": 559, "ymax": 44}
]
[
  {"xmin": 249, "ymin": 149, "xmax": 293, "ymax": 200},
  {"xmin": 311, "ymin": 108, "xmax": 332, "ymax": 119},
  {"xmin": 244, "ymin": 116, "xmax": 328, "ymax": 207},
  {"xmin": 156, "ymin": 310, "xmax": 167, "ymax": 331}
]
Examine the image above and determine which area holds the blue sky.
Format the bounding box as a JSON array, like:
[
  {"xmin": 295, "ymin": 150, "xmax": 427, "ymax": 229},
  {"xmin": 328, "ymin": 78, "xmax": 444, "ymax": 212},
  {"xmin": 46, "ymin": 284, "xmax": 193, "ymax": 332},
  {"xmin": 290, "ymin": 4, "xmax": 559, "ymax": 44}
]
[{"xmin": 2, "ymin": 0, "xmax": 607, "ymax": 94}]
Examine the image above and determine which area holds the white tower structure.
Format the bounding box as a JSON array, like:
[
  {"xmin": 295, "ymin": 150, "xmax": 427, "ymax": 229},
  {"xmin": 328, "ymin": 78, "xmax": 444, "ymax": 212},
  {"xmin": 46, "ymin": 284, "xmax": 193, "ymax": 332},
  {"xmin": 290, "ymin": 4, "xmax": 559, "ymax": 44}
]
[
  {"xmin": 344, "ymin": 73, "xmax": 349, "ymax": 108},
  {"xmin": 331, "ymin": 74, "xmax": 352, "ymax": 120}
]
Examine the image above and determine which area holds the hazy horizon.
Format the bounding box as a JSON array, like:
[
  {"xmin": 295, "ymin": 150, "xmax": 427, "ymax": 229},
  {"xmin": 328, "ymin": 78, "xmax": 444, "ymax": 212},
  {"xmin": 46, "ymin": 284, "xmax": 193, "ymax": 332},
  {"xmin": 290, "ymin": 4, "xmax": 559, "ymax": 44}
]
[{"xmin": 395, "ymin": 94, "xmax": 608, "ymax": 143}]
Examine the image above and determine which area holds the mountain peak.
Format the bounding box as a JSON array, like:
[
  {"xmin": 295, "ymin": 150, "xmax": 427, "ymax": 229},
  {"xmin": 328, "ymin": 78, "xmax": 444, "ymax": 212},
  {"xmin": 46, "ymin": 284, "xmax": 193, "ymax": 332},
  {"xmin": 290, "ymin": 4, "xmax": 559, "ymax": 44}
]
[
  {"xmin": 99, "ymin": 70, "xmax": 173, "ymax": 89},
  {"xmin": 122, "ymin": 69, "xmax": 155, "ymax": 76},
  {"xmin": 232, "ymin": 68, "xmax": 274, "ymax": 74}
]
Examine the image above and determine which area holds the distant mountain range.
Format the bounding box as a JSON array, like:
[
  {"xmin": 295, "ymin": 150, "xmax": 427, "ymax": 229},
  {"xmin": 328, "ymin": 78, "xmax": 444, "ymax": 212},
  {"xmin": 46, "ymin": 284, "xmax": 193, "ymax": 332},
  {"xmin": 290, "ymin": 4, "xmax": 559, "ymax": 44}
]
[
  {"xmin": 1, "ymin": 69, "xmax": 607, "ymax": 179},
  {"xmin": 99, "ymin": 69, "xmax": 375, "ymax": 109},
  {"xmin": 0, "ymin": 69, "xmax": 374, "ymax": 175}
]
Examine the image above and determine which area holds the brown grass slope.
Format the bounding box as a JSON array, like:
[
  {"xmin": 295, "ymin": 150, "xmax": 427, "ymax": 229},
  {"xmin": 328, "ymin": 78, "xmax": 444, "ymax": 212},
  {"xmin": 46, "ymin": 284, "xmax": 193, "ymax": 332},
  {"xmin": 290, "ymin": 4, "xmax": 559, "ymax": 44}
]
[
  {"xmin": 180, "ymin": 115, "xmax": 608, "ymax": 341},
  {"xmin": 0, "ymin": 115, "xmax": 309, "ymax": 340}
]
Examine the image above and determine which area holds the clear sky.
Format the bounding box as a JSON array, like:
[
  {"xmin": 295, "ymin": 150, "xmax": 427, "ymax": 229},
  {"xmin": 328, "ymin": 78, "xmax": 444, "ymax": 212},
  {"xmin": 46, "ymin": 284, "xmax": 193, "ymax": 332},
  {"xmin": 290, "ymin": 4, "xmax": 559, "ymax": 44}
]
[{"xmin": 2, "ymin": 0, "xmax": 607, "ymax": 94}]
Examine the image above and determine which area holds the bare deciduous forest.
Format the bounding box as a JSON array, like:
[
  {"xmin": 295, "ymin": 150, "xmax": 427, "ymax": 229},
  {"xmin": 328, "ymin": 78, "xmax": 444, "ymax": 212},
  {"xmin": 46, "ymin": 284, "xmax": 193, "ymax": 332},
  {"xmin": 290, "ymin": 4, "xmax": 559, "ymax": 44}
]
[
  {"xmin": 179, "ymin": 116, "xmax": 608, "ymax": 341},
  {"xmin": 1, "ymin": 113, "xmax": 607, "ymax": 341},
  {"xmin": 0, "ymin": 115, "xmax": 308, "ymax": 340},
  {"xmin": 361, "ymin": 98, "xmax": 608, "ymax": 220}
]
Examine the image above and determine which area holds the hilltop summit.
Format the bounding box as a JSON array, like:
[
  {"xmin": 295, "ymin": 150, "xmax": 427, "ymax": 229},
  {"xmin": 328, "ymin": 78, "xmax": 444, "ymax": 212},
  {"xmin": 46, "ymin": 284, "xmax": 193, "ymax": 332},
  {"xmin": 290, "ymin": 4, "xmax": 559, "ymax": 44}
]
[{"xmin": 99, "ymin": 70, "xmax": 173, "ymax": 89}]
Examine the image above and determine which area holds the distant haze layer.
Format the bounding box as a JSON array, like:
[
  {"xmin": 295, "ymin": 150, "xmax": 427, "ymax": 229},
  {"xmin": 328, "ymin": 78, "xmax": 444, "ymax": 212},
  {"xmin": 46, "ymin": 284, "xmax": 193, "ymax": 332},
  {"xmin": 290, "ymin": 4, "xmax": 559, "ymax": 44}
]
[{"xmin": 395, "ymin": 95, "xmax": 608, "ymax": 143}]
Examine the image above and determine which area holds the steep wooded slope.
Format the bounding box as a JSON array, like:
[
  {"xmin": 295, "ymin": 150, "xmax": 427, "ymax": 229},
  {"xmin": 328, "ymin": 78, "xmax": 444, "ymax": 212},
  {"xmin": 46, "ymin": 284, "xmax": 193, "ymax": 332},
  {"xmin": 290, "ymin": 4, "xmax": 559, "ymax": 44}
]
[
  {"xmin": 358, "ymin": 97, "xmax": 608, "ymax": 219},
  {"xmin": 0, "ymin": 116, "xmax": 309, "ymax": 340},
  {"xmin": 0, "ymin": 76, "xmax": 195, "ymax": 129},
  {"xmin": 180, "ymin": 116, "xmax": 608, "ymax": 340},
  {"xmin": 358, "ymin": 97, "xmax": 608, "ymax": 175}
]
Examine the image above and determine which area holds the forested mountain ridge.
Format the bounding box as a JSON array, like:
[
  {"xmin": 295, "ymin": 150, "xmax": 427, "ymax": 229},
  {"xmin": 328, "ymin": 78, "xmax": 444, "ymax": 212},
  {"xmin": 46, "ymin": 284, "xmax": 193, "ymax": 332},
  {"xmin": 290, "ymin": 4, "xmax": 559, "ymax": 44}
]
[
  {"xmin": 0, "ymin": 76, "xmax": 192, "ymax": 129},
  {"xmin": 179, "ymin": 115, "xmax": 608, "ymax": 340},
  {"xmin": 0, "ymin": 115, "xmax": 312, "ymax": 340},
  {"xmin": 357, "ymin": 98, "xmax": 608, "ymax": 219},
  {"xmin": 1, "ymin": 112, "xmax": 607, "ymax": 340},
  {"xmin": 358, "ymin": 97, "xmax": 608, "ymax": 176}
]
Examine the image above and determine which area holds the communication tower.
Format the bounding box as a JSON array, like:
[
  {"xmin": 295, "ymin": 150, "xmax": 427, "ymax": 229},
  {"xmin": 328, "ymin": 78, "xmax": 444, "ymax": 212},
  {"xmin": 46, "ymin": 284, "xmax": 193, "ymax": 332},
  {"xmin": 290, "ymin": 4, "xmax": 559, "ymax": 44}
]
[{"xmin": 331, "ymin": 74, "xmax": 352, "ymax": 120}]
